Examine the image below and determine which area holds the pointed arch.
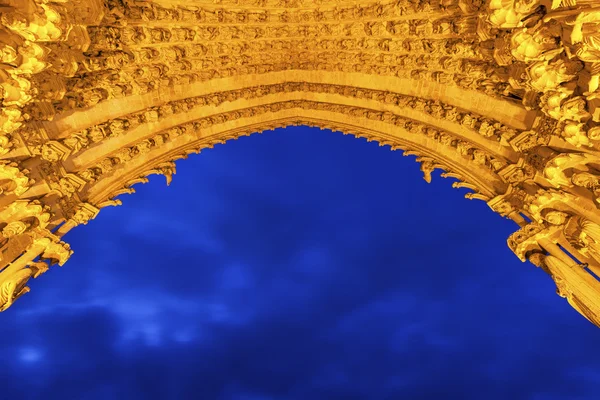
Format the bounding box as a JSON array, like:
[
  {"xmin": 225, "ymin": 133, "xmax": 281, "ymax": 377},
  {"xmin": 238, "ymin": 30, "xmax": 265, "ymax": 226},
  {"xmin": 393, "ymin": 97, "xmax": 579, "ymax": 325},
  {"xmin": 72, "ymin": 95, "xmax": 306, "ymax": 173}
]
[{"xmin": 1, "ymin": 0, "xmax": 600, "ymax": 327}]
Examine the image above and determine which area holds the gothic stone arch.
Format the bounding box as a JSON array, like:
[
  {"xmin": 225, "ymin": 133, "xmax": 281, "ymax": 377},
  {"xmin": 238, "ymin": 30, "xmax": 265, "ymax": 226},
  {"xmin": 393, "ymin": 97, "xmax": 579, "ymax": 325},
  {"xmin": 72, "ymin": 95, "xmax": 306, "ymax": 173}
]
[{"xmin": 2, "ymin": 0, "xmax": 600, "ymax": 327}]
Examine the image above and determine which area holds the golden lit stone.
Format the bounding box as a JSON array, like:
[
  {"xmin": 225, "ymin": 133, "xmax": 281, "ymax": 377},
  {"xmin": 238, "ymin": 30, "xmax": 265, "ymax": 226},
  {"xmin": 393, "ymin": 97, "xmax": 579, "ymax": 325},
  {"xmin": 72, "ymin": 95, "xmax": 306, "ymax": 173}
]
[{"xmin": 1, "ymin": 0, "xmax": 600, "ymax": 327}]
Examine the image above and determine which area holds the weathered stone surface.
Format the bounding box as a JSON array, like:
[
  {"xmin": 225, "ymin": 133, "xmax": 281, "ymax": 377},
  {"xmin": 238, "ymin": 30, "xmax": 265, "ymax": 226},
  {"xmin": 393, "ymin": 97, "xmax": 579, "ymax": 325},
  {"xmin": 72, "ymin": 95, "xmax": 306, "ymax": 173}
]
[{"xmin": 1, "ymin": 0, "xmax": 600, "ymax": 327}]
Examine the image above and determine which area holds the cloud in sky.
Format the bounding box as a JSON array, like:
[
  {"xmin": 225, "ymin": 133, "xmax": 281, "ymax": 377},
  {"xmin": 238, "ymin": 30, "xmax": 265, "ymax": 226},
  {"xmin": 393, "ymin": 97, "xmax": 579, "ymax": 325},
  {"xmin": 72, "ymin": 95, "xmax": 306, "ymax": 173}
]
[{"xmin": 2, "ymin": 126, "xmax": 599, "ymax": 400}]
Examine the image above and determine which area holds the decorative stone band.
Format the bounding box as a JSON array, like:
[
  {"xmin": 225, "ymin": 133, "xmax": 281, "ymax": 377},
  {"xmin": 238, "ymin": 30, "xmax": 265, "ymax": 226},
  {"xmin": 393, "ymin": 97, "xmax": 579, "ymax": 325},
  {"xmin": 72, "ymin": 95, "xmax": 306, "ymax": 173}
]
[{"xmin": 2, "ymin": 0, "xmax": 600, "ymax": 328}]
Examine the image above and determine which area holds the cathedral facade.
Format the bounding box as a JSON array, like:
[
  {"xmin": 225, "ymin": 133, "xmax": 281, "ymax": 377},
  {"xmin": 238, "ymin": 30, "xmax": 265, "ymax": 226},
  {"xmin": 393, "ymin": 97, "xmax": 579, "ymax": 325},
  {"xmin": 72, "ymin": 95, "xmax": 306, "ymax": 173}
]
[{"xmin": 1, "ymin": 0, "xmax": 600, "ymax": 327}]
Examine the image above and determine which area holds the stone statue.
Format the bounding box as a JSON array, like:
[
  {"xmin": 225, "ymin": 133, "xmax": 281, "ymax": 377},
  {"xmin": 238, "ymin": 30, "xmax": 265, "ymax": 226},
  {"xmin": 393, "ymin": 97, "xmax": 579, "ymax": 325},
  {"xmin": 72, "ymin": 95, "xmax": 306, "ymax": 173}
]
[
  {"xmin": 1, "ymin": 0, "xmax": 600, "ymax": 329},
  {"xmin": 510, "ymin": 22, "xmax": 563, "ymax": 63},
  {"xmin": 488, "ymin": 0, "xmax": 542, "ymax": 28}
]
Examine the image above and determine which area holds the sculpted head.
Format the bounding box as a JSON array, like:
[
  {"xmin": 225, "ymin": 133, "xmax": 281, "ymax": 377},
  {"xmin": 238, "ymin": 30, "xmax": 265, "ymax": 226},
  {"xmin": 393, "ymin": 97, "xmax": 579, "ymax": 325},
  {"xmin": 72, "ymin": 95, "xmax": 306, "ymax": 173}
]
[
  {"xmin": 526, "ymin": 251, "xmax": 546, "ymax": 269},
  {"xmin": 588, "ymin": 126, "xmax": 600, "ymax": 141},
  {"xmin": 572, "ymin": 172, "xmax": 599, "ymax": 188},
  {"xmin": 541, "ymin": 209, "xmax": 570, "ymax": 225}
]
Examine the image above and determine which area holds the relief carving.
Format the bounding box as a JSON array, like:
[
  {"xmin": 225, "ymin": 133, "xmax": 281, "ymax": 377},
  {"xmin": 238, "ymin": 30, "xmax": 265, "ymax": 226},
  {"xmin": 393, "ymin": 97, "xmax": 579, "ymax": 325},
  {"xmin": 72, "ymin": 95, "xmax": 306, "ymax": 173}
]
[{"xmin": 2, "ymin": 0, "xmax": 600, "ymax": 327}]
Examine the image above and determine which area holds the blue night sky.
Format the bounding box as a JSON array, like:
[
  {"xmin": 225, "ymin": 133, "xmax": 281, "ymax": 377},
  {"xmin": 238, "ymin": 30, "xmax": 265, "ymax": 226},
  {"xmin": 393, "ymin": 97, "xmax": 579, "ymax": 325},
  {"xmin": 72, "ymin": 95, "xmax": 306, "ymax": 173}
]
[{"xmin": 2, "ymin": 126, "xmax": 600, "ymax": 399}]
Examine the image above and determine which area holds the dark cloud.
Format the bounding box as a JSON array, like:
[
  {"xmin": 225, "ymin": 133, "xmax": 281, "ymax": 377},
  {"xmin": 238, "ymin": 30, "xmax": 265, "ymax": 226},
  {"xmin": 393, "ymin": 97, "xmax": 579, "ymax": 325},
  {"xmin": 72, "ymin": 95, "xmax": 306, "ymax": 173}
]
[{"xmin": 2, "ymin": 127, "xmax": 599, "ymax": 400}]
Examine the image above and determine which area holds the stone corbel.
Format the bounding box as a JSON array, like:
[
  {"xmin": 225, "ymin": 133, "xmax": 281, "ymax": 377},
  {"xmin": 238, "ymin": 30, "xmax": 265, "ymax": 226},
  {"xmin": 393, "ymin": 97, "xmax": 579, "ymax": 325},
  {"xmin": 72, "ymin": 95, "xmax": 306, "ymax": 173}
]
[
  {"xmin": 507, "ymin": 221, "xmax": 560, "ymax": 261},
  {"xmin": 36, "ymin": 236, "xmax": 73, "ymax": 267},
  {"xmin": 415, "ymin": 156, "xmax": 438, "ymax": 183},
  {"xmin": 145, "ymin": 161, "xmax": 177, "ymax": 186},
  {"xmin": 510, "ymin": 212, "xmax": 587, "ymax": 267}
]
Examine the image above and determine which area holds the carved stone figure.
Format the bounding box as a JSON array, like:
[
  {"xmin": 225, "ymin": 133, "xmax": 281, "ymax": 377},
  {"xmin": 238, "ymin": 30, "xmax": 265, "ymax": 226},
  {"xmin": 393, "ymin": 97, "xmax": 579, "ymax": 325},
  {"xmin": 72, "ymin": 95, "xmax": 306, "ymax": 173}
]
[
  {"xmin": 510, "ymin": 22, "xmax": 563, "ymax": 63},
  {"xmin": 488, "ymin": 0, "xmax": 542, "ymax": 28},
  {"xmin": 0, "ymin": 267, "xmax": 32, "ymax": 312},
  {"xmin": 1, "ymin": 0, "xmax": 600, "ymax": 329}
]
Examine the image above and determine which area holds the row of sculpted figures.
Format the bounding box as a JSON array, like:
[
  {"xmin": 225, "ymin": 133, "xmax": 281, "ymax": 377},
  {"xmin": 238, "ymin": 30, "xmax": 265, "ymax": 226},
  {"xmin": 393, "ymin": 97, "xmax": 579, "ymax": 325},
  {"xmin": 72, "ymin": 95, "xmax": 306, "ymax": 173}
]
[
  {"xmin": 486, "ymin": 0, "xmax": 600, "ymax": 146},
  {"xmin": 0, "ymin": 1, "xmax": 105, "ymax": 311},
  {"xmin": 1, "ymin": 0, "xmax": 600, "ymax": 327},
  {"xmin": 488, "ymin": 0, "xmax": 600, "ymax": 326}
]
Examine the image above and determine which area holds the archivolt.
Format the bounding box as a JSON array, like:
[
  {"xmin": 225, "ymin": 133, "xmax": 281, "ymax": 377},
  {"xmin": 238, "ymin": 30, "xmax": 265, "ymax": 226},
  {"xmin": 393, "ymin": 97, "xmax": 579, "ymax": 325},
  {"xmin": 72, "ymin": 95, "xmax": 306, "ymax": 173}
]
[
  {"xmin": 33, "ymin": 79, "xmax": 520, "ymax": 222},
  {"xmin": 22, "ymin": 73, "xmax": 525, "ymax": 220},
  {"xmin": 78, "ymin": 112, "xmax": 508, "ymax": 208},
  {"xmin": 2, "ymin": 0, "xmax": 600, "ymax": 328}
]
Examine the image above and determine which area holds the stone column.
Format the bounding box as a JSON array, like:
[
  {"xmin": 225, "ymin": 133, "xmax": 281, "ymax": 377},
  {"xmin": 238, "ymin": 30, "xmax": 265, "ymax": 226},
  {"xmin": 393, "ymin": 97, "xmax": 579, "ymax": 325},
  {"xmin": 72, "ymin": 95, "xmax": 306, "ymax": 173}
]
[{"xmin": 537, "ymin": 238, "xmax": 600, "ymax": 327}]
